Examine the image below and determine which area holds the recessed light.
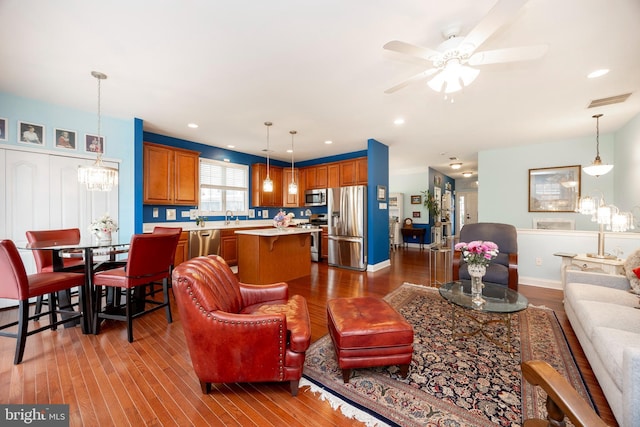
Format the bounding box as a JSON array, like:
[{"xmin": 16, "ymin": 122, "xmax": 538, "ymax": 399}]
[
  {"xmin": 227, "ymin": 144, "xmax": 235, "ymax": 149},
  {"xmin": 324, "ymin": 140, "xmax": 333, "ymax": 145},
  {"xmin": 587, "ymin": 69, "xmax": 609, "ymax": 79},
  {"xmin": 187, "ymin": 123, "xmax": 199, "ymax": 128},
  {"xmin": 286, "ymin": 149, "xmax": 293, "ymax": 153},
  {"xmin": 393, "ymin": 118, "xmax": 405, "ymax": 125}
]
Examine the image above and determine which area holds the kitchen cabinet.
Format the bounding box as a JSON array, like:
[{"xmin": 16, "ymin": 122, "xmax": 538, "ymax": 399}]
[
  {"xmin": 220, "ymin": 229, "xmax": 238, "ymax": 266},
  {"xmin": 328, "ymin": 163, "xmax": 340, "ymax": 188},
  {"xmin": 143, "ymin": 142, "xmax": 199, "ymax": 205},
  {"xmin": 320, "ymin": 226, "xmax": 328, "ymax": 260},
  {"xmin": 339, "ymin": 157, "xmax": 367, "ymax": 186},
  {"xmin": 283, "ymin": 168, "xmax": 301, "ymax": 208},
  {"xmin": 251, "ymin": 163, "xmax": 283, "ymax": 207},
  {"xmin": 305, "ymin": 165, "xmax": 328, "ymax": 189},
  {"xmin": 175, "ymin": 231, "xmax": 189, "ymax": 267}
]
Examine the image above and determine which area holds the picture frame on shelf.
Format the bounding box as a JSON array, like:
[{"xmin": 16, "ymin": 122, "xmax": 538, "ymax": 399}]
[
  {"xmin": 85, "ymin": 134, "xmax": 105, "ymax": 154},
  {"xmin": 0, "ymin": 117, "xmax": 7, "ymax": 141},
  {"xmin": 410, "ymin": 195, "xmax": 421, "ymax": 204},
  {"xmin": 18, "ymin": 121, "xmax": 45, "ymax": 145},
  {"xmin": 389, "ymin": 196, "xmax": 398, "ymax": 207},
  {"xmin": 528, "ymin": 165, "xmax": 580, "ymax": 212},
  {"xmin": 55, "ymin": 128, "xmax": 77, "ymax": 150},
  {"xmin": 376, "ymin": 185, "xmax": 386, "ymax": 201}
]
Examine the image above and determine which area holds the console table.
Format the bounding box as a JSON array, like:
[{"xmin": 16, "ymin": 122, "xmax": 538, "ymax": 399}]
[
  {"xmin": 401, "ymin": 227, "xmax": 426, "ymax": 249},
  {"xmin": 554, "ymin": 252, "xmax": 625, "ymax": 289}
]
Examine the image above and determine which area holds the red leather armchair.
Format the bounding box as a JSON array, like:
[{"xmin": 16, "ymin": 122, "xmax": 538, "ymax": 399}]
[{"xmin": 172, "ymin": 255, "xmax": 311, "ymax": 396}]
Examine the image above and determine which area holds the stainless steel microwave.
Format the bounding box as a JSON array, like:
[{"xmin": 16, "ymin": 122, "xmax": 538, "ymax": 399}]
[{"xmin": 304, "ymin": 189, "xmax": 327, "ymax": 206}]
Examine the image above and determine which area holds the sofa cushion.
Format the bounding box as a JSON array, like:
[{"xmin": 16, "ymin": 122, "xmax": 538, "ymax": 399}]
[
  {"xmin": 565, "ymin": 282, "xmax": 639, "ymax": 308},
  {"xmin": 571, "ymin": 300, "xmax": 640, "ymax": 338},
  {"xmin": 591, "ymin": 326, "xmax": 640, "ymax": 391},
  {"xmin": 624, "ymin": 248, "xmax": 640, "ymax": 292}
]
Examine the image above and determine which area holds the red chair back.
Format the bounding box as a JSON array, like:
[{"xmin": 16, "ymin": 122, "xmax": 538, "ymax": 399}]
[
  {"xmin": 0, "ymin": 240, "xmax": 31, "ymax": 301},
  {"xmin": 152, "ymin": 227, "xmax": 182, "ymax": 264},
  {"xmin": 25, "ymin": 228, "xmax": 81, "ymax": 272},
  {"xmin": 124, "ymin": 234, "xmax": 180, "ymax": 286}
]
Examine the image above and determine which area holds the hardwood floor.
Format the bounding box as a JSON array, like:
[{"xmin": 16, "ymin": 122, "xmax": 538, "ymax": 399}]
[{"xmin": 0, "ymin": 248, "xmax": 617, "ymax": 426}]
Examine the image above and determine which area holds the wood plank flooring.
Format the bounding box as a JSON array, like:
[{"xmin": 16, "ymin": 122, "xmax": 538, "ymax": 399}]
[{"xmin": 0, "ymin": 248, "xmax": 617, "ymax": 426}]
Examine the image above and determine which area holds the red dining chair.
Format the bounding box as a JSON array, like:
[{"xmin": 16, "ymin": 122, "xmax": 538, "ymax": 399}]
[
  {"xmin": 93, "ymin": 233, "xmax": 179, "ymax": 342},
  {"xmin": 26, "ymin": 228, "xmax": 85, "ymax": 319},
  {"xmin": 149, "ymin": 227, "xmax": 182, "ymax": 296},
  {"xmin": 0, "ymin": 239, "xmax": 86, "ymax": 364}
]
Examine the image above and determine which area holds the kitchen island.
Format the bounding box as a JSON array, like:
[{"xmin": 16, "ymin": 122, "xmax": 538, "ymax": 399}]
[{"xmin": 235, "ymin": 227, "xmax": 318, "ymax": 285}]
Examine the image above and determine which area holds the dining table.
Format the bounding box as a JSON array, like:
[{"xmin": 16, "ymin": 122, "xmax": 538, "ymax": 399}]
[{"xmin": 22, "ymin": 237, "xmax": 130, "ymax": 334}]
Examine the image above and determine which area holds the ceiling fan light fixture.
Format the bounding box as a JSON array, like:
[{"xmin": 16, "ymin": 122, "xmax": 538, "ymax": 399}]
[
  {"xmin": 427, "ymin": 60, "xmax": 479, "ymax": 94},
  {"xmin": 582, "ymin": 114, "xmax": 613, "ymax": 177}
]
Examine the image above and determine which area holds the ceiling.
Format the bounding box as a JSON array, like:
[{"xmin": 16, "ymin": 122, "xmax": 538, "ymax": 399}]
[{"xmin": 1, "ymin": 0, "xmax": 639, "ymax": 178}]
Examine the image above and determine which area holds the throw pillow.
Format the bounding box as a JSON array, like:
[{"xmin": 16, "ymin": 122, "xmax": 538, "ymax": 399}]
[
  {"xmin": 635, "ymin": 266, "xmax": 640, "ymax": 280},
  {"xmin": 623, "ymin": 249, "xmax": 640, "ymax": 292}
]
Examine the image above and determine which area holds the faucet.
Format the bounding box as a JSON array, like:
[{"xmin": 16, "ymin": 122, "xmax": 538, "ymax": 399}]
[{"xmin": 225, "ymin": 210, "xmax": 233, "ymax": 225}]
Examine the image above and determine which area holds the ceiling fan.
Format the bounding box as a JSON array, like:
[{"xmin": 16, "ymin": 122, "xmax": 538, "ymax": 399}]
[{"xmin": 383, "ymin": 0, "xmax": 547, "ymax": 94}]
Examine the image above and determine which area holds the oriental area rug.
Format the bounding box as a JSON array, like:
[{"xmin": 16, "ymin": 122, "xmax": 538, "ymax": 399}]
[{"xmin": 301, "ymin": 283, "xmax": 592, "ymax": 427}]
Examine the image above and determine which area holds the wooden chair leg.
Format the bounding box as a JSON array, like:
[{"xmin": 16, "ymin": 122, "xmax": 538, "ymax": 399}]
[
  {"xmin": 399, "ymin": 364, "xmax": 410, "ymax": 378},
  {"xmin": 15, "ymin": 301, "xmax": 30, "ymax": 364},
  {"xmin": 126, "ymin": 289, "xmax": 134, "ymax": 343},
  {"xmin": 163, "ymin": 278, "xmax": 173, "ymax": 323},
  {"xmin": 200, "ymin": 381, "xmax": 212, "ymax": 394},
  {"xmin": 290, "ymin": 379, "xmax": 300, "ymax": 396},
  {"xmin": 341, "ymin": 368, "xmax": 351, "ymax": 383},
  {"xmin": 48, "ymin": 292, "xmax": 58, "ymax": 330}
]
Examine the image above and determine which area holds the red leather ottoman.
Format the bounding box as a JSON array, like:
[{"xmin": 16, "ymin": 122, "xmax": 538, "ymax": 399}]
[{"xmin": 327, "ymin": 296, "xmax": 414, "ymax": 383}]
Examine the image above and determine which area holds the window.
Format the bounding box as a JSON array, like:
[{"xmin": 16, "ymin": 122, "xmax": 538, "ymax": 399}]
[{"xmin": 199, "ymin": 158, "xmax": 248, "ymax": 215}]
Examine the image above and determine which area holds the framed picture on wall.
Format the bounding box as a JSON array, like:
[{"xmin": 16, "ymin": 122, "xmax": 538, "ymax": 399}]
[
  {"xmin": 376, "ymin": 185, "xmax": 387, "ymax": 201},
  {"xmin": 18, "ymin": 121, "xmax": 45, "ymax": 145},
  {"xmin": 54, "ymin": 128, "xmax": 77, "ymax": 150},
  {"xmin": 412, "ymin": 211, "xmax": 421, "ymax": 218},
  {"xmin": 528, "ymin": 165, "xmax": 581, "ymax": 212},
  {"xmin": 0, "ymin": 117, "xmax": 7, "ymax": 141},
  {"xmin": 85, "ymin": 134, "xmax": 105, "ymax": 154},
  {"xmin": 410, "ymin": 195, "xmax": 421, "ymax": 204}
]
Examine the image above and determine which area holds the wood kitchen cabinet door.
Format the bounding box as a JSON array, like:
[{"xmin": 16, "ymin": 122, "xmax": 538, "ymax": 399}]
[
  {"xmin": 327, "ymin": 163, "xmax": 340, "ymax": 188},
  {"xmin": 251, "ymin": 163, "xmax": 282, "ymax": 207},
  {"xmin": 143, "ymin": 142, "xmax": 199, "ymax": 205},
  {"xmin": 338, "ymin": 157, "xmax": 367, "ymax": 186},
  {"xmin": 283, "ymin": 168, "xmax": 300, "ymax": 207},
  {"xmin": 174, "ymin": 231, "xmax": 189, "ymax": 267},
  {"xmin": 220, "ymin": 230, "xmax": 238, "ymax": 266}
]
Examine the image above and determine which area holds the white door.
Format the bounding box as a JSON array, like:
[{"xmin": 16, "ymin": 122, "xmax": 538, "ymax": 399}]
[{"xmin": 456, "ymin": 191, "xmax": 478, "ymax": 235}]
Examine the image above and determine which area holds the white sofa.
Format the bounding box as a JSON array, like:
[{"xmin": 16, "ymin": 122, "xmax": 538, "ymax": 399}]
[{"xmin": 564, "ymin": 269, "xmax": 640, "ymax": 427}]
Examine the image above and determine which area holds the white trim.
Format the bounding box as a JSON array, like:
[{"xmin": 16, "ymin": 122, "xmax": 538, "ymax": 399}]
[{"xmin": 367, "ymin": 259, "xmax": 390, "ymax": 272}]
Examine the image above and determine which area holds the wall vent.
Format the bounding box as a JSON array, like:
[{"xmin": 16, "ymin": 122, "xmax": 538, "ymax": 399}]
[{"xmin": 588, "ymin": 93, "xmax": 632, "ymax": 108}]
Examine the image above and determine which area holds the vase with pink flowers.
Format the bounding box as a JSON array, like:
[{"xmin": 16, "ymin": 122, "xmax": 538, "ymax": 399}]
[{"xmin": 454, "ymin": 240, "xmax": 499, "ymax": 306}]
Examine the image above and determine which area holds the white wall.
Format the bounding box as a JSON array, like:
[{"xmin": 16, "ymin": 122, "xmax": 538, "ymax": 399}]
[
  {"xmin": 614, "ymin": 113, "xmax": 640, "ymax": 212},
  {"xmin": 389, "ymin": 169, "xmax": 429, "ymax": 224}
]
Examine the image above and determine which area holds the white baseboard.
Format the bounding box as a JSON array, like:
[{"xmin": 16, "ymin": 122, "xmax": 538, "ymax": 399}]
[
  {"xmin": 367, "ymin": 259, "xmax": 391, "ymax": 272},
  {"xmin": 520, "ymin": 276, "xmax": 563, "ymax": 290}
]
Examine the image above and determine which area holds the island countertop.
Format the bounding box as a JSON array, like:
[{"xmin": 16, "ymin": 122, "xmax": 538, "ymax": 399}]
[{"xmin": 235, "ymin": 227, "xmax": 320, "ymax": 236}]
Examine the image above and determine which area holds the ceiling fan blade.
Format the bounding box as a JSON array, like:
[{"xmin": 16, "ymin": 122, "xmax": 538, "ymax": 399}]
[
  {"xmin": 468, "ymin": 44, "xmax": 548, "ymax": 65},
  {"xmin": 384, "ymin": 68, "xmax": 439, "ymax": 94},
  {"xmin": 460, "ymin": 0, "xmax": 529, "ymax": 53},
  {"xmin": 383, "ymin": 40, "xmax": 441, "ymax": 62}
]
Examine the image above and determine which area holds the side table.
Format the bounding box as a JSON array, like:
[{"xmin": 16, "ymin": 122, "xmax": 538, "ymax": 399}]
[{"xmin": 430, "ymin": 246, "xmax": 452, "ymax": 286}]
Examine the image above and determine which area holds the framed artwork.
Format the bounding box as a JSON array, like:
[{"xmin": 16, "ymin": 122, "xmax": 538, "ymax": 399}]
[
  {"xmin": 0, "ymin": 117, "xmax": 7, "ymax": 141},
  {"xmin": 85, "ymin": 134, "xmax": 104, "ymax": 154},
  {"xmin": 54, "ymin": 128, "xmax": 77, "ymax": 150},
  {"xmin": 412, "ymin": 211, "xmax": 421, "ymax": 218},
  {"xmin": 376, "ymin": 185, "xmax": 386, "ymax": 201},
  {"xmin": 389, "ymin": 196, "xmax": 398, "ymax": 207},
  {"xmin": 433, "ymin": 175, "xmax": 442, "ymax": 187},
  {"xmin": 18, "ymin": 121, "xmax": 45, "ymax": 145},
  {"xmin": 410, "ymin": 195, "xmax": 421, "ymax": 204},
  {"xmin": 528, "ymin": 165, "xmax": 581, "ymax": 212}
]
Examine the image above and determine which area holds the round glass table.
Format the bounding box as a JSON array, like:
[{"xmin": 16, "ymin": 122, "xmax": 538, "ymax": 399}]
[{"xmin": 438, "ymin": 280, "xmax": 528, "ymax": 353}]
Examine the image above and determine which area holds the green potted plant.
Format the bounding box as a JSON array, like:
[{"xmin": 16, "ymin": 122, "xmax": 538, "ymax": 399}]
[{"xmin": 421, "ymin": 190, "xmax": 441, "ymax": 225}]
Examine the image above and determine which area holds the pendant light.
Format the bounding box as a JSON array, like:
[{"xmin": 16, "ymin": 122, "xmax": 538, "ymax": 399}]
[
  {"xmin": 583, "ymin": 114, "xmax": 613, "ymax": 177},
  {"xmin": 263, "ymin": 121, "xmax": 273, "ymax": 192},
  {"xmin": 288, "ymin": 130, "xmax": 298, "ymax": 195},
  {"xmin": 77, "ymin": 71, "xmax": 118, "ymax": 191}
]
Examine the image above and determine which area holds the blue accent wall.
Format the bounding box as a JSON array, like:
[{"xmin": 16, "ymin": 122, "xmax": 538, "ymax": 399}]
[
  {"xmin": 366, "ymin": 139, "xmax": 389, "ymax": 266},
  {"xmin": 134, "ymin": 118, "xmax": 144, "ymax": 233}
]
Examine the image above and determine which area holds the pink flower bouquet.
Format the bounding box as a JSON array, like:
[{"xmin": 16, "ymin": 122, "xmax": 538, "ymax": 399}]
[{"xmin": 454, "ymin": 240, "xmax": 499, "ymax": 267}]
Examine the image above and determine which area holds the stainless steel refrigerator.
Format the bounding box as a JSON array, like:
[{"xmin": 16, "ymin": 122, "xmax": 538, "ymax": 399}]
[{"xmin": 327, "ymin": 185, "xmax": 367, "ymax": 270}]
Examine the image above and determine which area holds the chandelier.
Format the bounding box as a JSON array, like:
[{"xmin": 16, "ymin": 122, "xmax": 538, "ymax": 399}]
[
  {"xmin": 77, "ymin": 71, "xmax": 118, "ymax": 191},
  {"xmin": 582, "ymin": 114, "xmax": 613, "ymax": 177}
]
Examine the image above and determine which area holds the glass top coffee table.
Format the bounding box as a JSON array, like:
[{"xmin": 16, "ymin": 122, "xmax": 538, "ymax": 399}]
[{"xmin": 439, "ymin": 280, "xmax": 528, "ymax": 353}]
